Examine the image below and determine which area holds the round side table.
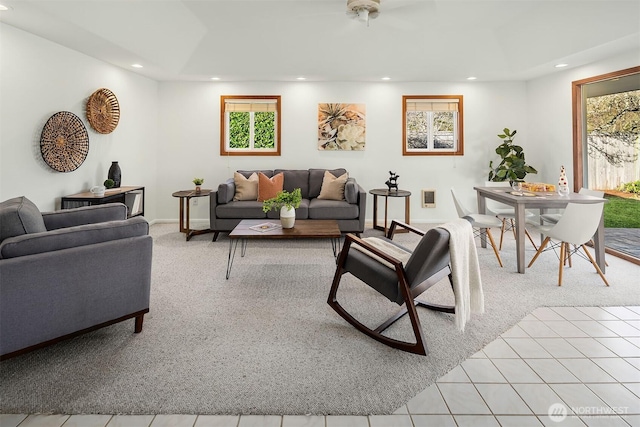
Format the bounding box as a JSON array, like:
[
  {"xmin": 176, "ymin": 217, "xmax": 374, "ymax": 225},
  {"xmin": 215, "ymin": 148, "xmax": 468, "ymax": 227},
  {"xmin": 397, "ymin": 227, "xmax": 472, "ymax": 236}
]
[
  {"xmin": 369, "ymin": 189, "xmax": 411, "ymax": 235},
  {"xmin": 172, "ymin": 189, "xmax": 214, "ymax": 241}
]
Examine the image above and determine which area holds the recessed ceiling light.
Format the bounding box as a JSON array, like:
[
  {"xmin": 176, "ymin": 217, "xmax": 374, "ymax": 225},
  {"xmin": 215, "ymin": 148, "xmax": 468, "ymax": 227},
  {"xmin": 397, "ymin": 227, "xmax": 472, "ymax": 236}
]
[
  {"xmin": 131, "ymin": 64, "xmax": 143, "ymax": 68},
  {"xmin": 211, "ymin": 77, "xmax": 220, "ymax": 81},
  {"xmin": 467, "ymin": 76, "xmax": 477, "ymax": 80},
  {"xmin": 381, "ymin": 77, "xmax": 391, "ymax": 80},
  {"xmin": 555, "ymin": 63, "xmax": 568, "ymax": 68},
  {"xmin": 296, "ymin": 77, "xmax": 306, "ymax": 81},
  {"xmin": 0, "ymin": 4, "xmax": 11, "ymax": 11}
]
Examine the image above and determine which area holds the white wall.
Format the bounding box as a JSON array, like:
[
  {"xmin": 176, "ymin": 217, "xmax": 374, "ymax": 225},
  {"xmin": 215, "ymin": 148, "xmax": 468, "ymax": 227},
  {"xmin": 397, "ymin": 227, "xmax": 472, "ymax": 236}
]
[
  {"xmin": 0, "ymin": 24, "xmax": 159, "ymax": 216},
  {"xmin": 157, "ymin": 81, "xmax": 528, "ymax": 223},
  {"xmin": 526, "ymin": 50, "xmax": 639, "ymax": 188}
]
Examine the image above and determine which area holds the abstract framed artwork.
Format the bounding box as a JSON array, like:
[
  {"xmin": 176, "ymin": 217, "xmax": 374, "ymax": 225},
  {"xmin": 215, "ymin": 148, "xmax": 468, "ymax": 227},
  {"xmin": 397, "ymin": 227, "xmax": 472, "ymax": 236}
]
[{"xmin": 318, "ymin": 103, "xmax": 366, "ymax": 150}]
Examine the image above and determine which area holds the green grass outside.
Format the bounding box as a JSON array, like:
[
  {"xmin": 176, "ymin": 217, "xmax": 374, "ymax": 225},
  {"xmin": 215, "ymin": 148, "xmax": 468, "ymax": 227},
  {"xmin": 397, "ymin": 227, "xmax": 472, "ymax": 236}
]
[{"xmin": 604, "ymin": 194, "xmax": 640, "ymax": 228}]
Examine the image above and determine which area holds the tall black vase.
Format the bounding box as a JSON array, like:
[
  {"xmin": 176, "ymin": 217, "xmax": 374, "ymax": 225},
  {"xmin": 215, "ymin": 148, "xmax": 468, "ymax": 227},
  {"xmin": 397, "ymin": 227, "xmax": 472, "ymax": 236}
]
[{"xmin": 108, "ymin": 161, "xmax": 121, "ymax": 188}]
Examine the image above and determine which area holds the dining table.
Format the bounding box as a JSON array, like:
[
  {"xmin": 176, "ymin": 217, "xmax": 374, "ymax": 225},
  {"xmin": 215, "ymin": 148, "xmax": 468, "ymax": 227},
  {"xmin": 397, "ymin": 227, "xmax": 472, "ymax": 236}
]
[{"xmin": 473, "ymin": 186, "xmax": 607, "ymax": 274}]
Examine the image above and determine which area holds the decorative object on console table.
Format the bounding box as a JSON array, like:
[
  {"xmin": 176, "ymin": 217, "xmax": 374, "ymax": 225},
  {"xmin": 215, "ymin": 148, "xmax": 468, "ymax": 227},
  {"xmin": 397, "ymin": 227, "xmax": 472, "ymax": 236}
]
[
  {"xmin": 488, "ymin": 127, "xmax": 538, "ymax": 182},
  {"xmin": 193, "ymin": 178, "xmax": 204, "ymax": 193},
  {"xmin": 262, "ymin": 188, "xmax": 302, "ymax": 229},
  {"xmin": 40, "ymin": 111, "xmax": 89, "ymax": 172},
  {"xmin": 103, "ymin": 179, "xmax": 115, "ymax": 189},
  {"xmin": 385, "ymin": 171, "xmax": 399, "ymax": 191},
  {"xmin": 86, "ymin": 88, "xmax": 120, "ymax": 134},
  {"xmin": 108, "ymin": 161, "xmax": 121, "ymax": 188}
]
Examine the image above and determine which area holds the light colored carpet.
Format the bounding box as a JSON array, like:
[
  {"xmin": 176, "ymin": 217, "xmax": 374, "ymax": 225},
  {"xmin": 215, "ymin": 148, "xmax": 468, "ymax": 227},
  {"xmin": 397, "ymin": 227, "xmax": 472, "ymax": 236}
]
[{"xmin": 1, "ymin": 223, "xmax": 638, "ymax": 415}]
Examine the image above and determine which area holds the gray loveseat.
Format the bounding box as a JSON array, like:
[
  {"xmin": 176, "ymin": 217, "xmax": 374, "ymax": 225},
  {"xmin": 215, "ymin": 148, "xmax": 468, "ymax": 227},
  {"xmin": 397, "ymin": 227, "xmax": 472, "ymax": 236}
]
[
  {"xmin": 210, "ymin": 168, "xmax": 366, "ymax": 241},
  {"xmin": 0, "ymin": 197, "xmax": 152, "ymax": 359}
]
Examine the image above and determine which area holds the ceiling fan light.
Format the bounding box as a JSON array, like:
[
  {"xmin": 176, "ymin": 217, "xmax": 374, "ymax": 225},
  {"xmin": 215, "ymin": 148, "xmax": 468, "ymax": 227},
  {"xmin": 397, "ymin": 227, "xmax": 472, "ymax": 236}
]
[{"xmin": 358, "ymin": 8, "xmax": 369, "ymax": 23}]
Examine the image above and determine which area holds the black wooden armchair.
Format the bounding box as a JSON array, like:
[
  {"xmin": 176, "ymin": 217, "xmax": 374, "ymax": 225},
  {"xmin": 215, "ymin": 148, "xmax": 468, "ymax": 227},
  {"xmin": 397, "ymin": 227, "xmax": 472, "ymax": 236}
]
[{"xmin": 327, "ymin": 220, "xmax": 455, "ymax": 355}]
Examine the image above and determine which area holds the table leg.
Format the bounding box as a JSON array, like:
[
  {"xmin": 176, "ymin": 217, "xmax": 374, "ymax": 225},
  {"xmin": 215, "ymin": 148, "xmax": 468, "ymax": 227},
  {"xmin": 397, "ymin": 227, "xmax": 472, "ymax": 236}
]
[
  {"xmin": 477, "ymin": 194, "xmax": 487, "ymax": 248},
  {"xmin": 226, "ymin": 239, "xmax": 239, "ymax": 279},
  {"xmin": 178, "ymin": 197, "xmax": 186, "ymax": 233},
  {"xmin": 185, "ymin": 197, "xmax": 192, "ymax": 241},
  {"xmin": 384, "ymin": 196, "xmax": 389, "ymax": 235},
  {"xmin": 372, "ymin": 194, "xmax": 379, "ymax": 230},
  {"xmin": 515, "ymin": 204, "xmax": 526, "ymax": 273},
  {"xmin": 593, "ymin": 211, "xmax": 606, "ymax": 273},
  {"xmin": 405, "ymin": 196, "xmax": 411, "ymax": 224}
]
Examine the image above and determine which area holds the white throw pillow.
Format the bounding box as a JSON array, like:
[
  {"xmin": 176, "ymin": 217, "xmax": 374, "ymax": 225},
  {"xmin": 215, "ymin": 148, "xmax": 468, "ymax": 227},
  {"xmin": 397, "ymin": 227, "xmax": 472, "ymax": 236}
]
[
  {"xmin": 233, "ymin": 172, "xmax": 259, "ymax": 201},
  {"xmin": 317, "ymin": 171, "xmax": 348, "ymax": 201}
]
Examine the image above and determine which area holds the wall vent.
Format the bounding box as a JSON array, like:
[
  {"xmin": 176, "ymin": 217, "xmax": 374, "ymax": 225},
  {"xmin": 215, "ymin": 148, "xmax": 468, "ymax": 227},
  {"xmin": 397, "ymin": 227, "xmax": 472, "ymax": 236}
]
[{"xmin": 422, "ymin": 189, "xmax": 436, "ymax": 208}]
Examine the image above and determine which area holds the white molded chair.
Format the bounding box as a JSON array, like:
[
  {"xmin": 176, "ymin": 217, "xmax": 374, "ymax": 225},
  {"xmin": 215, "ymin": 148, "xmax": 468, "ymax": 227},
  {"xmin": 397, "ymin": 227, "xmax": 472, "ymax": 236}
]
[
  {"xmin": 451, "ymin": 188, "xmax": 503, "ymax": 267},
  {"xmin": 540, "ymin": 188, "xmax": 605, "ymax": 224},
  {"xmin": 484, "ymin": 181, "xmax": 538, "ymax": 250},
  {"xmin": 527, "ymin": 202, "xmax": 609, "ymax": 286}
]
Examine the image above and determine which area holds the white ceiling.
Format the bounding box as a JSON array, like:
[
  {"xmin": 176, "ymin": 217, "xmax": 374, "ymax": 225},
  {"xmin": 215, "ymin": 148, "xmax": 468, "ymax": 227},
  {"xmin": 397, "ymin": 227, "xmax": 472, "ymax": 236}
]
[{"xmin": 2, "ymin": 0, "xmax": 639, "ymax": 82}]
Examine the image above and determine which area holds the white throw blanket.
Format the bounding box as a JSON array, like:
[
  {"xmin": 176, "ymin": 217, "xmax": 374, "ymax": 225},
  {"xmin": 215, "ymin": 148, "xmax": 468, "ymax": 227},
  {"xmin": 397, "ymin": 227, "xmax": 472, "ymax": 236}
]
[{"xmin": 439, "ymin": 218, "xmax": 484, "ymax": 331}]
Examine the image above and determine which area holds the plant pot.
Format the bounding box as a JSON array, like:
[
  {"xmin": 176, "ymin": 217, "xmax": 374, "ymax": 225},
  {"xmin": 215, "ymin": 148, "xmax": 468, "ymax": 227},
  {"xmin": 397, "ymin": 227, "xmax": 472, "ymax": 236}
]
[
  {"xmin": 195, "ymin": 185, "xmax": 201, "ymax": 193},
  {"xmin": 280, "ymin": 206, "xmax": 295, "ymax": 229}
]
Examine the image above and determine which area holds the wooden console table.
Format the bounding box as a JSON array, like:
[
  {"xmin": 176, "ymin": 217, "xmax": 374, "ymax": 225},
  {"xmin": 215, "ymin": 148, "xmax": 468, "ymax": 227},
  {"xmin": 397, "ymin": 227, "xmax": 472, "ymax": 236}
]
[
  {"xmin": 172, "ymin": 189, "xmax": 214, "ymax": 241},
  {"xmin": 61, "ymin": 186, "xmax": 144, "ymax": 218}
]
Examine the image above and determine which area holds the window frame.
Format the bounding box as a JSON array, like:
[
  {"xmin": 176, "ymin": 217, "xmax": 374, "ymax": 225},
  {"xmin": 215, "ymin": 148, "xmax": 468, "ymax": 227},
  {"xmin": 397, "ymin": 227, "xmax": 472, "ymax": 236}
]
[
  {"xmin": 402, "ymin": 95, "xmax": 464, "ymax": 156},
  {"xmin": 220, "ymin": 95, "xmax": 281, "ymax": 156}
]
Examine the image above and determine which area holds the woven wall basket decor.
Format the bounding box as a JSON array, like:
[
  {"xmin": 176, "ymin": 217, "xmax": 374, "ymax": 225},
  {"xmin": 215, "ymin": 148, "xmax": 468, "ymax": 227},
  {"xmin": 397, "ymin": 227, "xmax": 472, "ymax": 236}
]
[
  {"xmin": 86, "ymin": 88, "xmax": 120, "ymax": 134},
  {"xmin": 40, "ymin": 111, "xmax": 89, "ymax": 172}
]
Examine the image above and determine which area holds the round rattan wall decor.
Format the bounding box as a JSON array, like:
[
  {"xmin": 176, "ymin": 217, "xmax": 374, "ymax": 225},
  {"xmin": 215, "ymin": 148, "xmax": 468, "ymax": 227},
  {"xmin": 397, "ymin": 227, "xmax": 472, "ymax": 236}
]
[
  {"xmin": 40, "ymin": 111, "xmax": 89, "ymax": 172},
  {"xmin": 86, "ymin": 88, "xmax": 120, "ymax": 134}
]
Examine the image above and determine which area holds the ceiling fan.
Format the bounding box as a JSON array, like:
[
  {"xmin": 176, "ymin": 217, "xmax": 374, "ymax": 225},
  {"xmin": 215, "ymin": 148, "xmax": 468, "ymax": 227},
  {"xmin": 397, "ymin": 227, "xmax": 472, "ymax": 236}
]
[{"xmin": 346, "ymin": 0, "xmax": 381, "ymax": 26}]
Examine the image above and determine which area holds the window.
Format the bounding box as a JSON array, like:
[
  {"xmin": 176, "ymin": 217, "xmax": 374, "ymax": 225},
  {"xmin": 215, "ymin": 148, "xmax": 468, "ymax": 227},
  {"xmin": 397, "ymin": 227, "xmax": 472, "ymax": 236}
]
[
  {"xmin": 220, "ymin": 95, "xmax": 281, "ymax": 156},
  {"xmin": 402, "ymin": 95, "xmax": 463, "ymax": 156}
]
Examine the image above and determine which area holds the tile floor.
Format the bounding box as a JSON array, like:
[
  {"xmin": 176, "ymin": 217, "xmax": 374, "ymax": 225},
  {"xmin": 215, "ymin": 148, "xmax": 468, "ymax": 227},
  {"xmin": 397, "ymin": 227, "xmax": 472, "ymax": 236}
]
[{"xmin": 1, "ymin": 306, "xmax": 640, "ymax": 427}]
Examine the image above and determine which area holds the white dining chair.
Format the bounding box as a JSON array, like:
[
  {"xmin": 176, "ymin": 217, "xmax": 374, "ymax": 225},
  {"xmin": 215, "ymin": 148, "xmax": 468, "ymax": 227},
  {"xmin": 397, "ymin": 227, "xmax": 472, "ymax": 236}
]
[
  {"xmin": 484, "ymin": 181, "xmax": 538, "ymax": 250},
  {"xmin": 540, "ymin": 188, "xmax": 605, "ymax": 224},
  {"xmin": 527, "ymin": 201, "xmax": 609, "ymax": 286},
  {"xmin": 451, "ymin": 188, "xmax": 503, "ymax": 267}
]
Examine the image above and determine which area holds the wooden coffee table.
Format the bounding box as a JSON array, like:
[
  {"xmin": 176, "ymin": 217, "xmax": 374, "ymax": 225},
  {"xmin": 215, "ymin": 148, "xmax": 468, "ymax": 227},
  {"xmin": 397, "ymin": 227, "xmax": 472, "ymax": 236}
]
[{"xmin": 226, "ymin": 219, "xmax": 342, "ymax": 279}]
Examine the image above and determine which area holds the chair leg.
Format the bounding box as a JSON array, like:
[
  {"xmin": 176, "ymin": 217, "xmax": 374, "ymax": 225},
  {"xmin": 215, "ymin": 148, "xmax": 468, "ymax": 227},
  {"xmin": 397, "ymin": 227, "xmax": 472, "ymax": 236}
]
[
  {"xmin": 499, "ymin": 218, "xmax": 507, "ymax": 250},
  {"xmin": 485, "ymin": 228, "xmax": 503, "ymax": 267},
  {"xmin": 566, "ymin": 243, "xmax": 572, "ymax": 267},
  {"xmin": 527, "ymin": 236, "xmax": 550, "ymax": 268},
  {"xmin": 581, "ymin": 244, "xmax": 610, "ymax": 286},
  {"xmin": 524, "ymin": 229, "xmax": 539, "ymax": 251},
  {"xmin": 558, "ymin": 241, "xmax": 565, "ymax": 286}
]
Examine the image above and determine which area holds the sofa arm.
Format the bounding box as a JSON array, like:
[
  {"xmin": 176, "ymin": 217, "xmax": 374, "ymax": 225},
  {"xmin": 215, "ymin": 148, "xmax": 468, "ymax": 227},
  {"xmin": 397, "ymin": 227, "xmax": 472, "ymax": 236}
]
[
  {"xmin": 345, "ymin": 178, "xmax": 361, "ymax": 204},
  {"xmin": 0, "ymin": 216, "xmax": 149, "ymax": 259},
  {"xmin": 43, "ymin": 203, "xmax": 127, "ymax": 230},
  {"xmin": 217, "ymin": 178, "xmax": 235, "ymax": 204}
]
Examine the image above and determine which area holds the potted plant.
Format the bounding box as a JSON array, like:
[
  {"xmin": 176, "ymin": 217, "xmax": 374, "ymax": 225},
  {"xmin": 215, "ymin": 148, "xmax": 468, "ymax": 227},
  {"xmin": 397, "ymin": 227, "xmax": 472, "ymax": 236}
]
[
  {"xmin": 193, "ymin": 178, "xmax": 204, "ymax": 193},
  {"xmin": 488, "ymin": 128, "xmax": 538, "ymax": 182},
  {"xmin": 262, "ymin": 188, "xmax": 302, "ymax": 228}
]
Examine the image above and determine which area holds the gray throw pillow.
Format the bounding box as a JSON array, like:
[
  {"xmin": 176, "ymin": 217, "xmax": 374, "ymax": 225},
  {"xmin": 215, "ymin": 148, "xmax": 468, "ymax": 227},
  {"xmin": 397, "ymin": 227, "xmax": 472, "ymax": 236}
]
[{"xmin": 0, "ymin": 196, "xmax": 47, "ymax": 242}]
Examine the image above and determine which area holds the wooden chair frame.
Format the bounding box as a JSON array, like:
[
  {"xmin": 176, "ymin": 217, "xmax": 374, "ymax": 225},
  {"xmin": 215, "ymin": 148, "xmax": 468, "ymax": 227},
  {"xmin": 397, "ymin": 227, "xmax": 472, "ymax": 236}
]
[{"xmin": 327, "ymin": 221, "xmax": 455, "ymax": 355}]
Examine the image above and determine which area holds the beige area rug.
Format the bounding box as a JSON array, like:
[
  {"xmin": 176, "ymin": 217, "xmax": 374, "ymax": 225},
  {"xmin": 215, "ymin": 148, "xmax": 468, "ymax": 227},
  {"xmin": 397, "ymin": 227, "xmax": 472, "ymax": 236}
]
[{"xmin": 0, "ymin": 223, "xmax": 638, "ymax": 415}]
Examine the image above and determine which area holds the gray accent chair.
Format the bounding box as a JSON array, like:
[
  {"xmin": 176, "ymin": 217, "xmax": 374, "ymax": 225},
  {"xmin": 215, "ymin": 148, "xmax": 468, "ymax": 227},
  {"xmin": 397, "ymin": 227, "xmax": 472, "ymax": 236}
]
[
  {"xmin": 328, "ymin": 220, "xmax": 455, "ymax": 355},
  {"xmin": 0, "ymin": 197, "xmax": 152, "ymax": 360},
  {"xmin": 210, "ymin": 168, "xmax": 366, "ymax": 241}
]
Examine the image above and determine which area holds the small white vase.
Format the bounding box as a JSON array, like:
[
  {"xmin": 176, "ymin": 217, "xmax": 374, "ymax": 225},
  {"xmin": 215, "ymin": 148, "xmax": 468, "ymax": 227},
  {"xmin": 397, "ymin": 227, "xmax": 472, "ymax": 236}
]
[{"xmin": 280, "ymin": 206, "xmax": 295, "ymax": 228}]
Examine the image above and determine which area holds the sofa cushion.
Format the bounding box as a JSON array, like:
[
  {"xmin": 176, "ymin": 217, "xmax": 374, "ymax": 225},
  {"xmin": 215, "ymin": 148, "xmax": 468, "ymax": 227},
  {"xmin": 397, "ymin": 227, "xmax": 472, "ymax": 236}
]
[
  {"xmin": 274, "ymin": 169, "xmax": 310, "ymax": 199},
  {"xmin": 257, "ymin": 172, "xmax": 284, "ymax": 202},
  {"xmin": 233, "ymin": 172, "xmax": 259, "ymax": 201},
  {"xmin": 216, "ymin": 201, "xmax": 267, "ymax": 219},
  {"xmin": 317, "ymin": 171, "xmax": 348, "ymax": 201},
  {"xmin": 238, "ymin": 170, "xmax": 273, "ymax": 179},
  {"xmin": 309, "ymin": 168, "xmax": 347, "ymax": 198},
  {"xmin": 308, "ymin": 198, "xmax": 359, "ymax": 220},
  {"xmin": 0, "ymin": 196, "xmax": 47, "ymax": 243}
]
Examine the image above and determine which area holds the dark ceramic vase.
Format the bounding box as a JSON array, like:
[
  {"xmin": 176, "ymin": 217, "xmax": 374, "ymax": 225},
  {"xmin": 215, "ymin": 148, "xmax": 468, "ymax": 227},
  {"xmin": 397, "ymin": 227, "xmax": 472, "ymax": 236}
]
[{"xmin": 108, "ymin": 161, "xmax": 121, "ymax": 188}]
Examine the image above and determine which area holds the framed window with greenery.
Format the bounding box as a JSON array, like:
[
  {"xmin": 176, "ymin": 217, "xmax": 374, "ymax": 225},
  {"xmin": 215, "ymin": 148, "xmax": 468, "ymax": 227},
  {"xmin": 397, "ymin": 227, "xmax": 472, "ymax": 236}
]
[
  {"xmin": 220, "ymin": 95, "xmax": 281, "ymax": 156},
  {"xmin": 402, "ymin": 95, "xmax": 463, "ymax": 156}
]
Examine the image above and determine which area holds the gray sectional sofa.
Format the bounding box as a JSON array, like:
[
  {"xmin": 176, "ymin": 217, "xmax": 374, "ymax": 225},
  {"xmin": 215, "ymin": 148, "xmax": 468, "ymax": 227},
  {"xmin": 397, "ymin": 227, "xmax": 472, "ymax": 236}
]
[
  {"xmin": 210, "ymin": 168, "xmax": 366, "ymax": 241},
  {"xmin": 0, "ymin": 197, "xmax": 152, "ymax": 359}
]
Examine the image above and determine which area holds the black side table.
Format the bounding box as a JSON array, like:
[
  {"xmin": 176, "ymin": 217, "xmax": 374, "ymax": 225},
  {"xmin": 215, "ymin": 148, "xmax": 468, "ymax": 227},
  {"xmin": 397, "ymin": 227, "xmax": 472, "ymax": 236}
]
[
  {"xmin": 172, "ymin": 189, "xmax": 214, "ymax": 241},
  {"xmin": 369, "ymin": 189, "xmax": 411, "ymax": 235}
]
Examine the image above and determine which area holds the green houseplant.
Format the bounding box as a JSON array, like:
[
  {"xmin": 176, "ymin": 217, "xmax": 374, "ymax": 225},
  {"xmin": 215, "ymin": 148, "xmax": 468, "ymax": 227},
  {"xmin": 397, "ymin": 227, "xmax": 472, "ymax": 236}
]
[
  {"xmin": 262, "ymin": 188, "xmax": 302, "ymax": 228},
  {"xmin": 488, "ymin": 128, "xmax": 538, "ymax": 182},
  {"xmin": 103, "ymin": 178, "xmax": 115, "ymax": 189},
  {"xmin": 193, "ymin": 178, "xmax": 204, "ymax": 193}
]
